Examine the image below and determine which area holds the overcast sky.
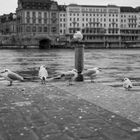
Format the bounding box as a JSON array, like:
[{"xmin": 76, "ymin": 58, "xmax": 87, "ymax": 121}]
[{"xmin": 0, "ymin": 0, "xmax": 140, "ymax": 15}]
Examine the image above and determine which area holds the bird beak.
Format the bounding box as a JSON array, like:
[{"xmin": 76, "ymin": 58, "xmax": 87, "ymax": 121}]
[
  {"xmin": 61, "ymin": 74, "xmax": 65, "ymax": 78},
  {"xmin": 0, "ymin": 70, "xmax": 5, "ymax": 73}
]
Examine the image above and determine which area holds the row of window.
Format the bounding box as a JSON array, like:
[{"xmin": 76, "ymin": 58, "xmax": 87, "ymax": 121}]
[
  {"xmin": 68, "ymin": 23, "xmax": 118, "ymax": 28},
  {"xmin": 69, "ymin": 18, "xmax": 118, "ymax": 22},
  {"xmin": 26, "ymin": 11, "xmax": 57, "ymax": 18},
  {"xmin": 69, "ymin": 28, "xmax": 119, "ymax": 34},
  {"xmin": 25, "ymin": 26, "xmax": 57, "ymax": 33},
  {"xmin": 69, "ymin": 13, "xmax": 119, "ymax": 17},
  {"xmin": 26, "ymin": 18, "xmax": 57, "ymax": 24}
]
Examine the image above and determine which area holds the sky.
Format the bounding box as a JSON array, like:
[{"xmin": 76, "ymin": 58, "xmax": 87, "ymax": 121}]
[{"xmin": 0, "ymin": 0, "xmax": 140, "ymax": 15}]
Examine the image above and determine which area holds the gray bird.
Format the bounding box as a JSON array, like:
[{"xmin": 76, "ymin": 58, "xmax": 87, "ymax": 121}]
[
  {"xmin": 0, "ymin": 69, "xmax": 24, "ymax": 86},
  {"xmin": 38, "ymin": 65, "xmax": 48, "ymax": 84},
  {"xmin": 82, "ymin": 67, "xmax": 101, "ymax": 82},
  {"xmin": 123, "ymin": 78, "xmax": 133, "ymax": 90},
  {"xmin": 61, "ymin": 69, "xmax": 78, "ymax": 85}
]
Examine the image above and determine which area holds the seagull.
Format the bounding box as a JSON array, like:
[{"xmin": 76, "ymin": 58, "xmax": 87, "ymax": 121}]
[
  {"xmin": 61, "ymin": 69, "xmax": 78, "ymax": 85},
  {"xmin": 82, "ymin": 67, "xmax": 101, "ymax": 82},
  {"xmin": 123, "ymin": 78, "xmax": 133, "ymax": 90},
  {"xmin": 73, "ymin": 31, "xmax": 83, "ymax": 41},
  {"xmin": 38, "ymin": 65, "xmax": 48, "ymax": 84},
  {"xmin": 0, "ymin": 69, "xmax": 24, "ymax": 86}
]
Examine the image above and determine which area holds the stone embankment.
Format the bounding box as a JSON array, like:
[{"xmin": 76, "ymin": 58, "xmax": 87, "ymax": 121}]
[{"xmin": 0, "ymin": 81, "xmax": 140, "ymax": 140}]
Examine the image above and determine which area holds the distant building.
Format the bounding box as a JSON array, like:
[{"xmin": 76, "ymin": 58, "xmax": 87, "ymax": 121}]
[
  {"xmin": 64, "ymin": 4, "xmax": 140, "ymax": 48},
  {"xmin": 0, "ymin": 1, "xmax": 140, "ymax": 48},
  {"xmin": 0, "ymin": 13, "xmax": 16, "ymax": 35},
  {"xmin": 16, "ymin": 0, "xmax": 60, "ymax": 41},
  {"xmin": 120, "ymin": 7, "xmax": 140, "ymax": 47}
]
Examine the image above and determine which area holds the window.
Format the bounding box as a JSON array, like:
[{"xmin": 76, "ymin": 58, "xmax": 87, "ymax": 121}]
[
  {"xmin": 51, "ymin": 12, "xmax": 56, "ymax": 18},
  {"xmin": 38, "ymin": 12, "xmax": 42, "ymax": 18},
  {"xmin": 44, "ymin": 27, "xmax": 47, "ymax": 32},
  {"xmin": 26, "ymin": 26, "xmax": 31, "ymax": 32},
  {"xmin": 32, "ymin": 12, "xmax": 36, "ymax": 17},
  {"xmin": 38, "ymin": 19, "xmax": 42, "ymax": 24},
  {"xmin": 44, "ymin": 12, "xmax": 47, "ymax": 18},
  {"xmin": 44, "ymin": 19, "xmax": 47, "ymax": 24},
  {"xmin": 26, "ymin": 18, "xmax": 30, "ymax": 24},
  {"xmin": 32, "ymin": 26, "xmax": 36, "ymax": 32},
  {"xmin": 33, "ymin": 18, "xmax": 36, "ymax": 23},
  {"xmin": 27, "ymin": 12, "xmax": 30, "ymax": 17},
  {"xmin": 60, "ymin": 29, "xmax": 62, "ymax": 33},
  {"xmin": 38, "ymin": 27, "xmax": 42, "ymax": 32},
  {"xmin": 51, "ymin": 27, "xmax": 57, "ymax": 33}
]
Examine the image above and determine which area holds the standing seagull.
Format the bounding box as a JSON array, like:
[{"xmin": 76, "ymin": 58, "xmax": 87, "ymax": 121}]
[
  {"xmin": 73, "ymin": 31, "xmax": 83, "ymax": 41},
  {"xmin": 82, "ymin": 67, "xmax": 101, "ymax": 82},
  {"xmin": 38, "ymin": 65, "xmax": 48, "ymax": 84},
  {"xmin": 123, "ymin": 78, "xmax": 133, "ymax": 90},
  {"xmin": 61, "ymin": 69, "xmax": 78, "ymax": 85},
  {"xmin": 0, "ymin": 69, "xmax": 24, "ymax": 86}
]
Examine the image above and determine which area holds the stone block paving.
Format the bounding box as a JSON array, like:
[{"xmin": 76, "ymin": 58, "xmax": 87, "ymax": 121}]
[{"xmin": 0, "ymin": 82, "xmax": 140, "ymax": 140}]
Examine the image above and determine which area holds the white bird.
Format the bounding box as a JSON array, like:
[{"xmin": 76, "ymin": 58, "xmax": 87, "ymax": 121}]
[
  {"xmin": 82, "ymin": 67, "xmax": 101, "ymax": 82},
  {"xmin": 123, "ymin": 78, "xmax": 133, "ymax": 90},
  {"xmin": 38, "ymin": 65, "xmax": 48, "ymax": 84},
  {"xmin": 61, "ymin": 69, "xmax": 78, "ymax": 85},
  {"xmin": 73, "ymin": 31, "xmax": 83, "ymax": 41},
  {"xmin": 0, "ymin": 69, "xmax": 24, "ymax": 86}
]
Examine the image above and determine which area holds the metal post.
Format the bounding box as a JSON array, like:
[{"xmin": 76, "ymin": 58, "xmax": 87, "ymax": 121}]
[{"xmin": 75, "ymin": 42, "xmax": 84, "ymax": 81}]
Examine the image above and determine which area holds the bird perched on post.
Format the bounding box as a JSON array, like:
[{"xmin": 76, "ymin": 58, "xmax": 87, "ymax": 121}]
[
  {"xmin": 61, "ymin": 69, "xmax": 78, "ymax": 85},
  {"xmin": 73, "ymin": 31, "xmax": 83, "ymax": 42},
  {"xmin": 0, "ymin": 69, "xmax": 24, "ymax": 86},
  {"xmin": 123, "ymin": 78, "xmax": 133, "ymax": 90},
  {"xmin": 82, "ymin": 67, "xmax": 101, "ymax": 83},
  {"xmin": 38, "ymin": 65, "xmax": 48, "ymax": 84}
]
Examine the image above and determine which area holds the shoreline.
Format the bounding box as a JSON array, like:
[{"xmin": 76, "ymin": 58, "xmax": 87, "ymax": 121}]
[{"xmin": 0, "ymin": 45, "xmax": 140, "ymax": 49}]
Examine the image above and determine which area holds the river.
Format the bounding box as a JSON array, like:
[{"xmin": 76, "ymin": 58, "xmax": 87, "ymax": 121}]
[{"xmin": 0, "ymin": 49, "xmax": 140, "ymax": 86}]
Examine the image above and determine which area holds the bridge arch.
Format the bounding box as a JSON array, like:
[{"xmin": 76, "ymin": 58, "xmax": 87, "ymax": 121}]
[{"xmin": 39, "ymin": 38, "xmax": 51, "ymax": 49}]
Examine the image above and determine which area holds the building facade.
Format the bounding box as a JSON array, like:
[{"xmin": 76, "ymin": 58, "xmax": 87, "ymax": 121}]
[
  {"xmin": 16, "ymin": 0, "xmax": 60, "ymax": 38},
  {"xmin": 0, "ymin": 1, "xmax": 140, "ymax": 48},
  {"xmin": 64, "ymin": 4, "xmax": 140, "ymax": 48}
]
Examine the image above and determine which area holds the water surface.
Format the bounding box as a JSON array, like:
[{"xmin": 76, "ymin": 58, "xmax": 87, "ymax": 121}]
[{"xmin": 0, "ymin": 49, "xmax": 140, "ymax": 85}]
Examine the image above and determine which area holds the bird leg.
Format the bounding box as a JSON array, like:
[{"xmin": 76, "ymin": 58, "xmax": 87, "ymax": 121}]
[
  {"xmin": 90, "ymin": 77, "xmax": 94, "ymax": 83},
  {"xmin": 41, "ymin": 79, "xmax": 46, "ymax": 84},
  {"xmin": 8, "ymin": 81, "xmax": 12, "ymax": 86},
  {"xmin": 68, "ymin": 79, "xmax": 73, "ymax": 86}
]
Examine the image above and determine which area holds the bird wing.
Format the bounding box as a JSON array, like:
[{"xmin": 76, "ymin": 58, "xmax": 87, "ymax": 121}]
[
  {"xmin": 123, "ymin": 80, "xmax": 133, "ymax": 88},
  {"xmin": 8, "ymin": 72, "xmax": 24, "ymax": 81},
  {"xmin": 39, "ymin": 69, "xmax": 48, "ymax": 78},
  {"xmin": 83, "ymin": 69, "xmax": 96, "ymax": 76},
  {"xmin": 64, "ymin": 71, "xmax": 75, "ymax": 79}
]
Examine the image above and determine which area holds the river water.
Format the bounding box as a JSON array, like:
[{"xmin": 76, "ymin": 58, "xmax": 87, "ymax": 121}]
[{"xmin": 0, "ymin": 49, "xmax": 140, "ymax": 86}]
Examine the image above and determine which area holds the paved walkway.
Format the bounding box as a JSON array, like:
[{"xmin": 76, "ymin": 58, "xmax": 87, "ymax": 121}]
[{"xmin": 0, "ymin": 81, "xmax": 140, "ymax": 140}]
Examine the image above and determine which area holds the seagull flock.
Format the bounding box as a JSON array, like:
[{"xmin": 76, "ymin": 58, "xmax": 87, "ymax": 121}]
[{"xmin": 0, "ymin": 65, "xmax": 133, "ymax": 90}]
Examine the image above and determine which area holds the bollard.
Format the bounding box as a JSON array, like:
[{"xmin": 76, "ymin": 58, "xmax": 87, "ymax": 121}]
[{"xmin": 75, "ymin": 42, "xmax": 84, "ymax": 81}]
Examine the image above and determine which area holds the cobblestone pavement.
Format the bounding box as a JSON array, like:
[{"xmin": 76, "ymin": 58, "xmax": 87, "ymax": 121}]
[
  {"xmin": 0, "ymin": 82, "xmax": 140, "ymax": 140},
  {"xmin": 53, "ymin": 81, "xmax": 140, "ymax": 124}
]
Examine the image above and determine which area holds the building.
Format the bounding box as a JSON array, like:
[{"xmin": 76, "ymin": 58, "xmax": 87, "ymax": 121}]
[
  {"xmin": 15, "ymin": 0, "xmax": 60, "ymax": 48},
  {"xmin": 0, "ymin": 1, "xmax": 140, "ymax": 48},
  {"xmin": 64, "ymin": 4, "xmax": 140, "ymax": 48},
  {"xmin": 120, "ymin": 7, "xmax": 140, "ymax": 47},
  {"xmin": 0, "ymin": 13, "xmax": 16, "ymax": 35}
]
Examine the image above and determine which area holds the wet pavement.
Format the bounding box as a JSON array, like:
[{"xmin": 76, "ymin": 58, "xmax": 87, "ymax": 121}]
[{"xmin": 0, "ymin": 81, "xmax": 140, "ymax": 140}]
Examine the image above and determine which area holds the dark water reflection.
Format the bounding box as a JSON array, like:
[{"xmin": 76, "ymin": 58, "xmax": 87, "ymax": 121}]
[{"xmin": 0, "ymin": 49, "xmax": 140, "ymax": 85}]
